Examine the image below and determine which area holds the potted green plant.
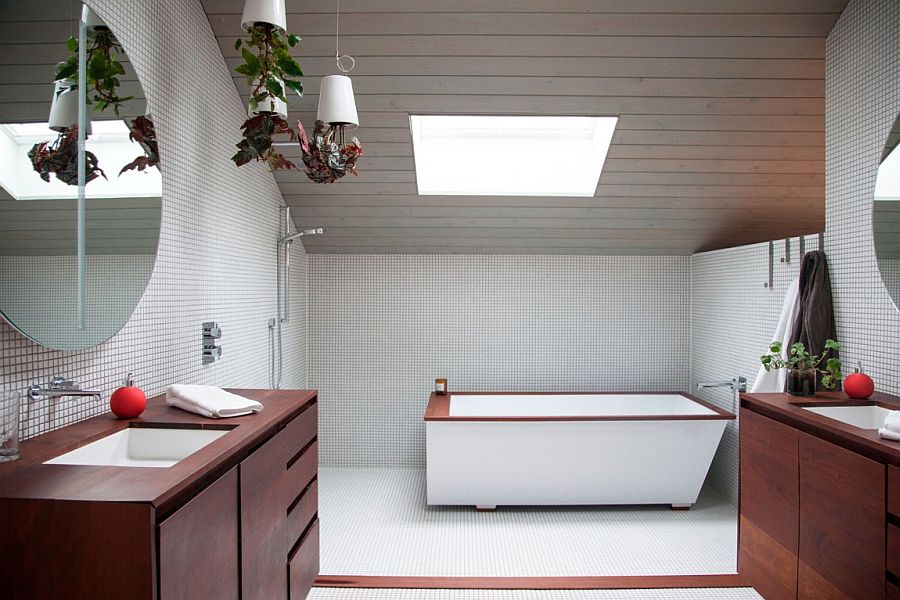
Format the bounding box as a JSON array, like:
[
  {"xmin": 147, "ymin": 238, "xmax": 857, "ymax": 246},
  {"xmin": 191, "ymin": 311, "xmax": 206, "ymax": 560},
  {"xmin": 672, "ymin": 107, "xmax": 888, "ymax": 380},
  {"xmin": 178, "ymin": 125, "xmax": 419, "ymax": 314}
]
[
  {"xmin": 55, "ymin": 29, "xmax": 132, "ymax": 115},
  {"xmin": 760, "ymin": 339, "xmax": 842, "ymax": 396},
  {"xmin": 231, "ymin": 24, "xmax": 304, "ymax": 171}
]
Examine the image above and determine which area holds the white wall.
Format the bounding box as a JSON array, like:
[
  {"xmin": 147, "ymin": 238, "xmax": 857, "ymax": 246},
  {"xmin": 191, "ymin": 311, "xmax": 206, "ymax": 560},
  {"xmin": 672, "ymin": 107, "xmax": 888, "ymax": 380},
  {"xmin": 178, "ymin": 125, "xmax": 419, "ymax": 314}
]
[{"xmin": 310, "ymin": 254, "xmax": 690, "ymax": 467}]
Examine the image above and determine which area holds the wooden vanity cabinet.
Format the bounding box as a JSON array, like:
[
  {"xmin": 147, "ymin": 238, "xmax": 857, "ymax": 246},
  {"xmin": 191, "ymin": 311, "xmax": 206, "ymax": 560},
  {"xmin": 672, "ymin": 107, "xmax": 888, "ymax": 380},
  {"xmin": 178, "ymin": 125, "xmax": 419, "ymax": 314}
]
[
  {"xmin": 740, "ymin": 404, "xmax": 887, "ymax": 600},
  {"xmin": 0, "ymin": 390, "xmax": 318, "ymax": 600}
]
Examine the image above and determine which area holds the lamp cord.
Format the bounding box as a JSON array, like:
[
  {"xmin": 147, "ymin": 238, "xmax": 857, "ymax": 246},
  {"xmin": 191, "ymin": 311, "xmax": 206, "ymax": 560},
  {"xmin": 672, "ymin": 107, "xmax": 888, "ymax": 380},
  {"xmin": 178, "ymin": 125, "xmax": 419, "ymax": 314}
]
[{"xmin": 335, "ymin": 0, "xmax": 355, "ymax": 74}]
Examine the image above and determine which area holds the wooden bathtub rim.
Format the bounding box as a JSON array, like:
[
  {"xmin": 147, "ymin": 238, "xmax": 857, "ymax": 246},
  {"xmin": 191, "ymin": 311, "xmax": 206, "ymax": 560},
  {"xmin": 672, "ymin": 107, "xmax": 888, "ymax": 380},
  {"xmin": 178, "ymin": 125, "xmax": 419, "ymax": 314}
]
[
  {"xmin": 314, "ymin": 573, "xmax": 747, "ymax": 590},
  {"xmin": 424, "ymin": 391, "xmax": 736, "ymax": 422}
]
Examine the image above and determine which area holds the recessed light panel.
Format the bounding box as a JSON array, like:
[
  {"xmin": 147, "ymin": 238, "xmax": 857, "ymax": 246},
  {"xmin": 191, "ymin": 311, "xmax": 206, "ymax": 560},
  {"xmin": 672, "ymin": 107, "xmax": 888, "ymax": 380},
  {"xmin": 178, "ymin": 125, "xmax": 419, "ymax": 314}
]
[{"xmin": 409, "ymin": 115, "xmax": 618, "ymax": 197}]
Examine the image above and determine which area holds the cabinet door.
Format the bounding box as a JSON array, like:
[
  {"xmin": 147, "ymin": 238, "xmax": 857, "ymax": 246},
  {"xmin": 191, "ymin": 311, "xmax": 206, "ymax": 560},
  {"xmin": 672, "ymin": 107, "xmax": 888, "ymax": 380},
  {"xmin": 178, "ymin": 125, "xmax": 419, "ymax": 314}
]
[
  {"xmin": 739, "ymin": 408, "xmax": 800, "ymax": 600},
  {"xmin": 799, "ymin": 433, "xmax": 885, "ymax": 600},
  {"xmin": 159, "ymin": 467, "xmax": 239, "ymax": 600}
]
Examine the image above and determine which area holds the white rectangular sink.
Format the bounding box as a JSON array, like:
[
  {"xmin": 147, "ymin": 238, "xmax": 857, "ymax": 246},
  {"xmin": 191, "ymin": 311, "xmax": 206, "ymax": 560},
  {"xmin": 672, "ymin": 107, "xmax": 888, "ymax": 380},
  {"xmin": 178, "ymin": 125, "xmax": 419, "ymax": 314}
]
[
  {"xmin": 802, "ymin": 405, "xmax": 892, "ymax": 430},
  {"xmin": 44, "ymin": 427, "xmax": 230, "ymax": 468}
]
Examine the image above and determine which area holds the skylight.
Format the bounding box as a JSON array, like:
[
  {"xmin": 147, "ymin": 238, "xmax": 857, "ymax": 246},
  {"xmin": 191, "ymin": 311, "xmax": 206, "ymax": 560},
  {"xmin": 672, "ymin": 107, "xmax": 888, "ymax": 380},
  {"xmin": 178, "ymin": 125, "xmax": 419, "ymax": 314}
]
[
  {"xmin": 409, "ymin": 115, "xmax": 618, "ymax": 197},
  {"xmin": 0, "ymin": 121, "xmax": 161, "ymax": 201},
  {"xmin": 876, "ymin": 138, "xmax": 900, "ymax": 201}
]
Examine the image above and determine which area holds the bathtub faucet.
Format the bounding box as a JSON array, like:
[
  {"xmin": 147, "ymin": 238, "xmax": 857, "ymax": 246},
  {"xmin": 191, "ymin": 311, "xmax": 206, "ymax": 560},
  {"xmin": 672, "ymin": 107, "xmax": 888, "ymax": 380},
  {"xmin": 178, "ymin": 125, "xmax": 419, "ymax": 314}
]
[{"xmin": 697, "ymin": 376, "xmax": 747, "ymax": 393}]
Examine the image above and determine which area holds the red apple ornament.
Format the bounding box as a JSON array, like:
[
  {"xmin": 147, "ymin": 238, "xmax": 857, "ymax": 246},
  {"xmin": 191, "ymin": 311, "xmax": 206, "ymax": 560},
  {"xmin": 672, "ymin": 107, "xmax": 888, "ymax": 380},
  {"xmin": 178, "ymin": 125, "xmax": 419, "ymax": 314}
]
[
  {"xmin": 844, "ymin": 363, "xmax": 875, "ymax": 400},
  {"xmin": 110, "ymin": 373, "xmax": 147, "ymax": 419}
]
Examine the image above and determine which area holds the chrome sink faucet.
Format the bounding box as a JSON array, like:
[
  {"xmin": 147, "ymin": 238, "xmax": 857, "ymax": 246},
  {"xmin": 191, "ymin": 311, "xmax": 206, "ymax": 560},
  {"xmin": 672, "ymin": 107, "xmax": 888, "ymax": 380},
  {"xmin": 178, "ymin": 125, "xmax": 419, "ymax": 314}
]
[
  {"xmin": 28, "ymin": 376, "xmax": 102, "ymax": 403},
  {"xmin": 697, "ymin": 376, "xmax": 747, "ymax": 393}
]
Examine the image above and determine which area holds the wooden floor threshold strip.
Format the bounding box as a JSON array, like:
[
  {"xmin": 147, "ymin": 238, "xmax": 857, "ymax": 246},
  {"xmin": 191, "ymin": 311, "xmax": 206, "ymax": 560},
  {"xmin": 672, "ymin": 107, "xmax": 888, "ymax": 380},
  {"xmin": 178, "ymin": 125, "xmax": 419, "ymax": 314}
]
[{"xmin": 314, "ymin": 574, "xmax": 746, "ymax": 590}]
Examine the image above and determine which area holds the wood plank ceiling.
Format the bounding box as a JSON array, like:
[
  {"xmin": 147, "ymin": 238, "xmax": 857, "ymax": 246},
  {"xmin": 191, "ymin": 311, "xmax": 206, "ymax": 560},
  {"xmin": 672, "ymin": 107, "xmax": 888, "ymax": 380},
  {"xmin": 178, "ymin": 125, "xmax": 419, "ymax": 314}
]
[{"xmin": 0, "ymin": 2, "xmax": 847, "ymax": 255}]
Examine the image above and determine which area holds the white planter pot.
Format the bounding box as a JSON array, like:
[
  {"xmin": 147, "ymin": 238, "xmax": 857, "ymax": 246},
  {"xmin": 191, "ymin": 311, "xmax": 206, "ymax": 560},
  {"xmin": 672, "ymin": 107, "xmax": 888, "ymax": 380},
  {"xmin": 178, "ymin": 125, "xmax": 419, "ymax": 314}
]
[
  {"xmin": 241, "ymin": 0, "xmax": 287, "ymax": 32},
  {"xmin": 317, "ymin": 75, "xmax": 358, "ymax": 129}
]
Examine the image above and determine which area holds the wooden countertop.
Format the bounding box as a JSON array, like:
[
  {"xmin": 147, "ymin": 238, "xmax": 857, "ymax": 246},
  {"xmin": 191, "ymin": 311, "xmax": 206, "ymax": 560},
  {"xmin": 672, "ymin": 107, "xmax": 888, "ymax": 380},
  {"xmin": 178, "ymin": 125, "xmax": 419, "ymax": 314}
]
[
  {"xmin": 0, "ymin": 388, "xmax": 317, "ymax": 516},
  {"xmin": 740, "ymin": 390, "xmax": 900, "ymax": 467}
]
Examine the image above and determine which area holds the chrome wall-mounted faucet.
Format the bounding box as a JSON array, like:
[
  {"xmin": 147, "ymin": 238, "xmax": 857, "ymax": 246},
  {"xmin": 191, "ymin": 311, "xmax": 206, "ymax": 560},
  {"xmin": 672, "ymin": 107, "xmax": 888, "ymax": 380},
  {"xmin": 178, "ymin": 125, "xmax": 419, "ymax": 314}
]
[
  {"xmin": 697, "ymin": 376, "xmax": 747, "ymax": 394},
  {"xmin": 28, "ymin": 376, "xmax": 102, "ymax": 403}
]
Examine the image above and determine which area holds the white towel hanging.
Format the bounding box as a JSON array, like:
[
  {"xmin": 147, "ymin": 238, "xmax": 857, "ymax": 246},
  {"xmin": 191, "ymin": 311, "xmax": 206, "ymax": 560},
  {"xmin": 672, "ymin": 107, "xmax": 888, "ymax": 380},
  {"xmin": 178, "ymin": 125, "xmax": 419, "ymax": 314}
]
[{"xmin": 750, "ymin": 278, "xmax": 801, "ymax": 393}]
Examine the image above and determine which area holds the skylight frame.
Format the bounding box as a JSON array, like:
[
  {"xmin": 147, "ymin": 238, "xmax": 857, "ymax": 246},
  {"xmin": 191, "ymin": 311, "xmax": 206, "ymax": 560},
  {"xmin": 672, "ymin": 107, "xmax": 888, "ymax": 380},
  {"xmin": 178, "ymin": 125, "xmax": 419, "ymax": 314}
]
[{"xmin": 409, "ymin": 114, "xmax": 618, "ymax": 197}]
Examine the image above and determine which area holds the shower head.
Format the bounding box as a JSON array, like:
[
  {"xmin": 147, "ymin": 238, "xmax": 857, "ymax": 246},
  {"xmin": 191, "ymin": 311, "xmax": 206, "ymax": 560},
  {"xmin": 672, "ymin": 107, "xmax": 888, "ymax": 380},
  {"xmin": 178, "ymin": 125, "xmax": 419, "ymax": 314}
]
[{"xmin": 278, "ymin": 227, "xmax": 326, "ymax": 245}]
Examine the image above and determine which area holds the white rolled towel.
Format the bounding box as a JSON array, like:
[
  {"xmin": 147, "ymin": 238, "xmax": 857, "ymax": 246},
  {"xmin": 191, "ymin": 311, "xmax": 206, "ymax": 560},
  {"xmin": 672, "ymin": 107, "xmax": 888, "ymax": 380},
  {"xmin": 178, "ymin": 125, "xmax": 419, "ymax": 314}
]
[
  {"xmin": 166, "ymin": 385, "xmax": 263, "ymax": 418},
  {"xmin": 882, "ymin": 410, "xmax": 900, "ymax": 434},
  {"xmin": 879, "ymin": 427, "xmax": 900, "ymax": 441}
]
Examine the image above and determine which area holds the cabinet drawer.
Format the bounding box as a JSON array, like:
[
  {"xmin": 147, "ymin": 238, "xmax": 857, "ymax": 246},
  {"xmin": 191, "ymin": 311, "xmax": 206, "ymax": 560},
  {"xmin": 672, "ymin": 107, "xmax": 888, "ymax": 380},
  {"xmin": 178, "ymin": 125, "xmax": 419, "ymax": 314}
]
[
  {"xmin": 287, "ymin": 478, "xmax": 318, "ymax": 554},
  {"xmin": 286, "ymin": 440, "xmax": 317, "ymax": 499},
  {"xmin": 890, "ymin": 466, "xmax": 900, "ymax": 518},
  {"xmin": 281, "ymin": 403, "xmax": 317, "ymax": 463},
  {"xmin": 289, "ymin": 520, "xmax": 320, "ymax": 600},
  {"xmin": 890, "ymin": 525, "xmax": 900, "ymax": 577}
]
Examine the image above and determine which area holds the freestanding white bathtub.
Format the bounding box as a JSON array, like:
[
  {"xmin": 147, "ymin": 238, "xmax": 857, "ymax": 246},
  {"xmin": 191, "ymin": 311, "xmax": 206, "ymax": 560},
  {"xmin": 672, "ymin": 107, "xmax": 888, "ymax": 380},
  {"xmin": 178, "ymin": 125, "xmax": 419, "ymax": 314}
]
[{"xmin": 424, "ymin": 392, "xmax": 733, "ymax": 510}]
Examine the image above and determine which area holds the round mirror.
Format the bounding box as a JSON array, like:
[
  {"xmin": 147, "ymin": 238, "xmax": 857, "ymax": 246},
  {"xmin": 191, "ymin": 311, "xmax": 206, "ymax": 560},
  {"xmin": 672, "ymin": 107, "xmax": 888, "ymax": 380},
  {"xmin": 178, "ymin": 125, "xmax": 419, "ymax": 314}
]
[
  {"xmin": 875, "ymin": 114, "xmax": 900, "ymax": 309},
  {"xmin": 0, "ymin": 1, "xmax": 161, "ymax": 350}
]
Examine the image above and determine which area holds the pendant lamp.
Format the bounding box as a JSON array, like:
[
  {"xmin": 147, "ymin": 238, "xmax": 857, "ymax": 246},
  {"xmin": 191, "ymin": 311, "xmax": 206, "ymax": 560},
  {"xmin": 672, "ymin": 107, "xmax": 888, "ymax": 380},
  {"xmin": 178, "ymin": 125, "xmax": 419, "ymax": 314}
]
[
  {"xmin": 241, "ymin": 0, "xmax": 287, "ymax": 32},
  {"xmin": 317, "ymin": 0, "xmax": 359, "ymax": 134}
]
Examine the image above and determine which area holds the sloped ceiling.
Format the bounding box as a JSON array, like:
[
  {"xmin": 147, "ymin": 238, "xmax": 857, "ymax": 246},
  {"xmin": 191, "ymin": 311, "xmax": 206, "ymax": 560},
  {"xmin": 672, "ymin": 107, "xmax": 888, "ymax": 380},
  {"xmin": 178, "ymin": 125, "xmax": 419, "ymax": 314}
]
[{"xmin": 0, "ymin": 1, "xmax": 848, "ymax": 256}]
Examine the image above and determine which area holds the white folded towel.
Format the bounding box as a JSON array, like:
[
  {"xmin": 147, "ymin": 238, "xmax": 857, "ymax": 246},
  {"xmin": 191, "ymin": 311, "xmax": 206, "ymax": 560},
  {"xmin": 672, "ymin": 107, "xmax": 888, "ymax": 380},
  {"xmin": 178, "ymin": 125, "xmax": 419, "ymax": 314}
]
[
  {"xmin": 879, "ymin": 427, "xmax": 900, "ymax": 441},
  {"xmin": 883, "ymin": 410, "xmax": 900, "ymax": 434},
  {"xmin": 165, "ymin": 385, "xmax": 263, "ymax": 418}
]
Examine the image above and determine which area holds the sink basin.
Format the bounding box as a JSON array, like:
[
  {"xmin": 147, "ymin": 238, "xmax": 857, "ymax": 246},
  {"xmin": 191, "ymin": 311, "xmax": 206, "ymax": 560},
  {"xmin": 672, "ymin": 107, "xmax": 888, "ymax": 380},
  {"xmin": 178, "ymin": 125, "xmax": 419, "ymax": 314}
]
[
  {"xmin": 44, "ymin": 426, "xmax": 230, "ymax": 468},
  {"xmin": 802, "ymin": 405, "xmax": 892, "ymax": 430}
]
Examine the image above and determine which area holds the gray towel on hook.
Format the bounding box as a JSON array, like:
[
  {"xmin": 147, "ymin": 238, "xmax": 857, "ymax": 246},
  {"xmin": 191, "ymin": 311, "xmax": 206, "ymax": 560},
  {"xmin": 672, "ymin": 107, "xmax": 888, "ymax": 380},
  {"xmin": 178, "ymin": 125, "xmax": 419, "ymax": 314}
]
[{"xmin": 789, "ymin": 250, "xmax": 840, "ymax": 391}]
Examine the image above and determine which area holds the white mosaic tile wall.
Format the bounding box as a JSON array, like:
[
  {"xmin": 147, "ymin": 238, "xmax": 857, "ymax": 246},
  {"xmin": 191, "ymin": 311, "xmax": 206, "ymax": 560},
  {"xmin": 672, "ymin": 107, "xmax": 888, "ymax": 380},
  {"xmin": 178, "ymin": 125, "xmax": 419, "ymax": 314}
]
[
  {"xmin": 826, "ymin": 0, "xmax": 900, "ymax": 391},
  {"xmin": 0, "ymin": 0, "xmax": 308, "ymax": 439},
  {"xmin": 690, "ymin": 236, "xmax": 818, "ymax": 504},
  {"xmin": 310, "ymin": 255, "xmax": 691, "ymax": 467}
]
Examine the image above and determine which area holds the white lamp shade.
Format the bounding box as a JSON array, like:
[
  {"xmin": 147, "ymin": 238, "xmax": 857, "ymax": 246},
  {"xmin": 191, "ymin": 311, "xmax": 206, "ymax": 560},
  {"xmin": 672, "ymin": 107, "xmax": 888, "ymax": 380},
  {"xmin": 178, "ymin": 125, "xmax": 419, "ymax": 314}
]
[
  {"xmin": 317, "ymin": 75, "xmax": 359, "ymax": 130},
  {"xmin": 81, "ymin": 5, "xmax": 107, "ymax": 30},
  {"xmin": 48, "ymin": 79, "xmax": 91, "ymax": 135},
  {"xmin": 241, "ymin": 0, "xmax": 286, "ymax": 31},
  {"xmin": 248, "ymin": 76, "xmax": 288, "ymax": 118}
]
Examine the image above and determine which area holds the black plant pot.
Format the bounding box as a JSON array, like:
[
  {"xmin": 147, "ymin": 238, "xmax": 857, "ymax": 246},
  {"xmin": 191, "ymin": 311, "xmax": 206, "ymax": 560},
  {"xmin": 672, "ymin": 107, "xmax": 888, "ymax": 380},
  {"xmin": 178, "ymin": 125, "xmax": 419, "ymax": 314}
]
[{"xmin": 787, "ymin": 369, "xmax": 817, "ymax": 396}]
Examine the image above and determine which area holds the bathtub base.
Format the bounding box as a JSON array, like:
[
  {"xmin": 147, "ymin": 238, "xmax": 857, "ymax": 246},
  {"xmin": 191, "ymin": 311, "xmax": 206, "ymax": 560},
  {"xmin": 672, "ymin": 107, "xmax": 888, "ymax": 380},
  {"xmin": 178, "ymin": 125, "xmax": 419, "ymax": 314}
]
[
  {"xmin": 476, "ymin": 505, "xmax": 497, "ymax": 511},
  {"xmin": 426, "ymin": 419, "xmax": 727, "ymax": 508}
]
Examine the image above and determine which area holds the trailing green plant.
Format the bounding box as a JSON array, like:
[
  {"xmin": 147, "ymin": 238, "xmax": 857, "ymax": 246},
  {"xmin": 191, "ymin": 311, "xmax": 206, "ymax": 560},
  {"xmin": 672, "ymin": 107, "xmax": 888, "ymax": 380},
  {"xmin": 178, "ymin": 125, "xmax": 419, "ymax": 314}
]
[
  {"xmin": 119, "ymin": 116, "xmax": 160, "ymax": 175},
  {"xmin": 55, "ymin": 28, "xmax": 133, "ymax": 115},
  {"xmin": 760, "ymin": 339, "xmax": 843, "ymax": 390},
  {"xmin": 28, "ymin": 126, "xmax": 106, "ymax": 186},
  {"xmin": 234, "ymin": 25, "xmax": 303, "ymax": 112},
  {"xmin": 231, "ymin": 24, "xmax": 304, "ymax": 170}
]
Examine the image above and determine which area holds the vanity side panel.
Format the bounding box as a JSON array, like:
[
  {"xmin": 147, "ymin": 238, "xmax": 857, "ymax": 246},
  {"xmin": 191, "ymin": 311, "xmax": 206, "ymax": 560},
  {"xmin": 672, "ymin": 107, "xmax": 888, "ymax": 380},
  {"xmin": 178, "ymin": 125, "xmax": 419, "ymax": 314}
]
[
  {"xmin": 799, "ymin": 432, "xmax": 885, "ymax": 600},
  {"xmin": 0, "ymin": 498, "xmax": 155, "ymax": 599},
  {"xmin": 739, "ymin": 408, "xmax": 800, "ymax": 600}
]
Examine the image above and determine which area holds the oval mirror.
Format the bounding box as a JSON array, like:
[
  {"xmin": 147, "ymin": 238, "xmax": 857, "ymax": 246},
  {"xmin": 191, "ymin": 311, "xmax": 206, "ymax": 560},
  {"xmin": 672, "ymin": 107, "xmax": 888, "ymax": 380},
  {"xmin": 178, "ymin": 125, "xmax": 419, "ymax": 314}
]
[
  {"xmin": 875, "ymin": 114, "xmax": 900, "ymax": 309},
  {"xmin": 0, "ymin": 1, "xmax": 161, "ymax": 350}
]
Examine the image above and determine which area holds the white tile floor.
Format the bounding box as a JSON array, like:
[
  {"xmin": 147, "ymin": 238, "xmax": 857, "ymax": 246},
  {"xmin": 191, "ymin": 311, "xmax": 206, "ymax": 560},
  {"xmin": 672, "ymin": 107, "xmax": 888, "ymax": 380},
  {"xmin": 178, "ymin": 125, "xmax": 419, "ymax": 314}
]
[
  {"xmin": 318, "ymin": 468, "xmax": 738, "ymax": 578},
  {"xmin": 308, "ymin": 589, "xmax": 762, "ymax": 600}
]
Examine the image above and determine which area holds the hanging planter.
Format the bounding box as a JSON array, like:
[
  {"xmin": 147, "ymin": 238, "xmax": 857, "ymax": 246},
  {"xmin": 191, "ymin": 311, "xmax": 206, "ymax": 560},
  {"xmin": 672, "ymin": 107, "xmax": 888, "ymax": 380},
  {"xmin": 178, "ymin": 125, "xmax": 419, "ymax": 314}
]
[
  {"xmin": 28, "ymin": 126, "xmax": 106, "ymax": 186},
  {"xmin": 297, "ymin": 119, "xmax": 362, "ymax": 184},
  {"xmin": 120, "ymin": 116, "xmax": 161, "ymax": 175},
  {"xmin": 231, "ymin": 18, "xmax": 304, "ymax": 171}
]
